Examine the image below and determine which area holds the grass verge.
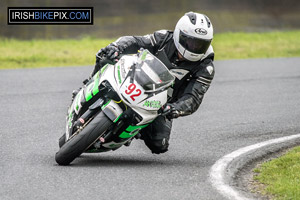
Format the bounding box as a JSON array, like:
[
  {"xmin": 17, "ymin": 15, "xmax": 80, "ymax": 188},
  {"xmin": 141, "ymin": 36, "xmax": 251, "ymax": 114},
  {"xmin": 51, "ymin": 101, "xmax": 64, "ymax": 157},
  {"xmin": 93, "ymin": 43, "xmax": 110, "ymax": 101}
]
[
  {"xmin": 253, "ymin": 146, "xmax": 300, "ymax": 200},
  {"xmin": 0, "ymin": 30, "xmax": 300, "ymax": 69},
  {"xmin": 0, "ymin": 37, "xmax": 114, "ymax": 69}
]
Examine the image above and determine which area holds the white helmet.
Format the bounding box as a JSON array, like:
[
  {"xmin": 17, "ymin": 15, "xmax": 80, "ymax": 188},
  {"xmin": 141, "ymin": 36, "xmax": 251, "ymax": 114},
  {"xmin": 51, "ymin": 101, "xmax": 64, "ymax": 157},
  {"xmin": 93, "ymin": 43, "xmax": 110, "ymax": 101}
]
[{"xmin": 173, "ymin": 12, "xmax": 213, "ymax": 62}]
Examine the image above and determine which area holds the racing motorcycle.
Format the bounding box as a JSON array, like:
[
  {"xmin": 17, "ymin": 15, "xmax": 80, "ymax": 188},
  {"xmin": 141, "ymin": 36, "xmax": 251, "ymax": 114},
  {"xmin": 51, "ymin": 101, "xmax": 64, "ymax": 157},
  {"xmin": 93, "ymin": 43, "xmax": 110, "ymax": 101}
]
[{"xmin": 55, "ymin": 49, "xmax": 175, "ymax": 165}]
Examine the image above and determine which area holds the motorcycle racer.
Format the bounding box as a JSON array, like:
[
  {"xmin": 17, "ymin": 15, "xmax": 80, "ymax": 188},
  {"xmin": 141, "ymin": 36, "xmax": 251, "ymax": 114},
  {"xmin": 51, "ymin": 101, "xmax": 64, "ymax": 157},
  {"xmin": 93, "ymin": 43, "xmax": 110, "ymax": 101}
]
[{"xmin": 92, "ymin": 12, "xmax": 215, "ymax": 154}]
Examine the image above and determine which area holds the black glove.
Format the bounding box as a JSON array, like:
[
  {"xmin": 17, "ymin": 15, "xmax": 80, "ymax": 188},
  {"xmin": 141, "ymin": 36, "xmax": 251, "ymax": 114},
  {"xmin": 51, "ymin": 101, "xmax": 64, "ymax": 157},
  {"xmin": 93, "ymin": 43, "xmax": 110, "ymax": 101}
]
[
  {"xmin": 96, "ymin": 43, "xmax": 122, "ymax": 61},
  {"xmin": 161, "ymin": 103, "xmax": 180, "ymax": 120}
]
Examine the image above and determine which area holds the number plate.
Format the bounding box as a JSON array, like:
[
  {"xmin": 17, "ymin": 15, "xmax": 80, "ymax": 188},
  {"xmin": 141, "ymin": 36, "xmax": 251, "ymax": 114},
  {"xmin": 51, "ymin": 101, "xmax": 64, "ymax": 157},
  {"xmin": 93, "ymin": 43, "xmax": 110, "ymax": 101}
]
[{"xmin": 119, "ymin": 78, "xmax": 146, "ymax": 105}]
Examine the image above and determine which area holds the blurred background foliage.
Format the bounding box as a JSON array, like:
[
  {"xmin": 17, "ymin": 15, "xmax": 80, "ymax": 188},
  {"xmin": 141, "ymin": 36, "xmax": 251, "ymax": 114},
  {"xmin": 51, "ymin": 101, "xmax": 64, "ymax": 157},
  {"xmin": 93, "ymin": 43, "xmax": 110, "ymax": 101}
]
[{"xmin": 1, "ymin": 0, "xmax": 300, "ymax": 39}]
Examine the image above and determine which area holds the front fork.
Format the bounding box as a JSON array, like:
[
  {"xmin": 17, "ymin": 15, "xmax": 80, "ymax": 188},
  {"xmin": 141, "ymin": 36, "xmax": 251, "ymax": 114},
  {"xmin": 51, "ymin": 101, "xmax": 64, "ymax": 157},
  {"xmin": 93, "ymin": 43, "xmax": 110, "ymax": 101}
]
[{"xmin": 73, "ymin": 98, "xmax": 105, "ymax": 131}]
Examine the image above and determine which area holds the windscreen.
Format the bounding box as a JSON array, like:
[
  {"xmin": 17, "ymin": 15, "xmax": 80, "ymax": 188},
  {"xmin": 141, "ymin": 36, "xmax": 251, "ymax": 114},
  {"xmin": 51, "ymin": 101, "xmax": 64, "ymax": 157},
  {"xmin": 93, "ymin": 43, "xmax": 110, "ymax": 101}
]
[{"xmin": 131, "ymin": 50, "xmax": 175, "ymax": 92}]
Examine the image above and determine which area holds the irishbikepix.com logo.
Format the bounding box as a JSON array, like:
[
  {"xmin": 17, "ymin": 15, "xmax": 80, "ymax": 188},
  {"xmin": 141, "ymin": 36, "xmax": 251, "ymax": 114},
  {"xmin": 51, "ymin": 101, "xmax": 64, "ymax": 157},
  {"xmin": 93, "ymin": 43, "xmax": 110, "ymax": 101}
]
[{"xmin": 7, "ymin": 7, "xmax": 93, "ymax": 25}]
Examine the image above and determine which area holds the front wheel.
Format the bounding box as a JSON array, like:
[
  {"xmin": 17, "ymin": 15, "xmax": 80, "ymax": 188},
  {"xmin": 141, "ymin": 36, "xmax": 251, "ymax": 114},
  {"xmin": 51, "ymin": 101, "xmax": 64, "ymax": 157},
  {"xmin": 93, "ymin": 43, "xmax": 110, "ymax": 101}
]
[
  {"xmin": 59, "ymin": 134, "xmax": 66, "ymax": 148},
  {"xmin": 55, "ymin": 111, "xmax": 113, "ymax": 165}
]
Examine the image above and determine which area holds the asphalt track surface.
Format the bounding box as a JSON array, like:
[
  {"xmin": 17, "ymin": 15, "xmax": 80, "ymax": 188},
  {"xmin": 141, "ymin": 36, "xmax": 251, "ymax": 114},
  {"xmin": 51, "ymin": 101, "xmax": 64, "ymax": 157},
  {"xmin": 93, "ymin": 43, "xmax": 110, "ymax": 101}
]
[{"xmin": 1, "ymin": 58, "xmax": 300, "ymax": 200}]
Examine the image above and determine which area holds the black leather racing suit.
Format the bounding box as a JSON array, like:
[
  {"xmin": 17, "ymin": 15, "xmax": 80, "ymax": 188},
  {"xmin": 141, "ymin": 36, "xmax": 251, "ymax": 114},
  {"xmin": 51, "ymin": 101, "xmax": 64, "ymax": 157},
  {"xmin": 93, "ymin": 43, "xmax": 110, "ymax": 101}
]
[{"xmin": 95, "ymin": 30, "xmax": 215, "ymax": 154}]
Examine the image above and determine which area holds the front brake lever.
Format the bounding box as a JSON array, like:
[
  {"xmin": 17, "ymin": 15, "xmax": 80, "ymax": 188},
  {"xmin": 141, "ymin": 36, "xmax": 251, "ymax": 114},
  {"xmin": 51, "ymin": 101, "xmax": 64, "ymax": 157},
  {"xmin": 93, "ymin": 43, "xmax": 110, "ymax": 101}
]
[{"xmin": 158, "ymin": 104, "xmax": 171, "ymax": 117}]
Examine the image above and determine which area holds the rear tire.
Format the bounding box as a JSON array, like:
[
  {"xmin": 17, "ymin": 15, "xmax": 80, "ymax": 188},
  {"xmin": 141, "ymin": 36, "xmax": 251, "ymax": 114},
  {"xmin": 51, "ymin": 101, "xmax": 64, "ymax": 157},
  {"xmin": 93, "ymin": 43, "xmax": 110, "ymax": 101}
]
[{"xmin": 55, "ymin": 111, "xmax": 113, "ymax": 165}]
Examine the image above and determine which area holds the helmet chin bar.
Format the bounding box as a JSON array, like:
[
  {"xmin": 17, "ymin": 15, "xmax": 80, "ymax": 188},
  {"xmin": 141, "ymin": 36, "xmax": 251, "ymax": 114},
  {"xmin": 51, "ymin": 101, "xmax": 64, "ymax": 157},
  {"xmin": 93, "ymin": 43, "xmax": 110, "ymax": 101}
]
[
  {"xmin": 181, "ymin": 45, "xmax": 203, "ymax": 62},
  {"xmin": 182, "ymin": 49, "xmax": 186, "ymax": 58},
  {"xmin": 174, "ymin": 32, "xmax": 205, "ymax": 62}
]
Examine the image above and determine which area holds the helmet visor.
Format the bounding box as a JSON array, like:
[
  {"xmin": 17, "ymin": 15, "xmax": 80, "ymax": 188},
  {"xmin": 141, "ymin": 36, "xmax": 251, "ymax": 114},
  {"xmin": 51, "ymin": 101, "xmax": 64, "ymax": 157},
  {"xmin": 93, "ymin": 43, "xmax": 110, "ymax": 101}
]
[{"xmin": 179, "ymin": 30, "xmax": 211, "ymax": 54}]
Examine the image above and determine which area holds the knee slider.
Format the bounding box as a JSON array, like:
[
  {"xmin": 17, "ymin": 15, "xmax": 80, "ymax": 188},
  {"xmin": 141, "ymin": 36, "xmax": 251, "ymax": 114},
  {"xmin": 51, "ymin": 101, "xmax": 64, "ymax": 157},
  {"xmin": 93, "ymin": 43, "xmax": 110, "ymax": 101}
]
[{"xmin": 149, "ymin": 138, "xmax": 169, "ymax": 154}]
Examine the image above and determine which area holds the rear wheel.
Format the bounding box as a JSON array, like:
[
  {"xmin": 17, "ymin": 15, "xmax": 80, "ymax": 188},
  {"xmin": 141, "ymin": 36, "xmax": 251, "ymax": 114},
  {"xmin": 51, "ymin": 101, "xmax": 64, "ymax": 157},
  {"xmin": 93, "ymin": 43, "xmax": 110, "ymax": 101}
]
[{"xmin": 55, "ymin": 111, "xmax": 113, "ymax": 165}]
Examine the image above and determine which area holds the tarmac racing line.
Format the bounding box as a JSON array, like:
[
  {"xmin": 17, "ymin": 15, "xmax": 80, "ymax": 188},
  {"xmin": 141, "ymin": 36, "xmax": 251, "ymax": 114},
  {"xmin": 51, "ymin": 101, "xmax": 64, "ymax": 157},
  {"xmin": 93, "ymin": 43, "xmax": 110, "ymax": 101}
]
[{"xmin": 209, "ymin": 133, "xmax": 300, "ymax": 200}]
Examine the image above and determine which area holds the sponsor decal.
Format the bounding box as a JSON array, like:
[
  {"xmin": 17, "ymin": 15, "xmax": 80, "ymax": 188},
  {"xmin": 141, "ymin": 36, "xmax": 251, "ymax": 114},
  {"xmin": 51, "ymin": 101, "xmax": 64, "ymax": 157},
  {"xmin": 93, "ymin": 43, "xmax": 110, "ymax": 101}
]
[
  {"xmin": 7, "ymin": 7, "xmax": 93, "ymax": 25},
  {"xmin": 143, "ymin": 100, "xmax": 161, "ymax": 108},
  {"xmin": 195, "ymin": 28, "xmax": 207, "ymax": 35},
  {"xmin": 120, "ymin": 60, "xmax": 126, "ymax": 78}
]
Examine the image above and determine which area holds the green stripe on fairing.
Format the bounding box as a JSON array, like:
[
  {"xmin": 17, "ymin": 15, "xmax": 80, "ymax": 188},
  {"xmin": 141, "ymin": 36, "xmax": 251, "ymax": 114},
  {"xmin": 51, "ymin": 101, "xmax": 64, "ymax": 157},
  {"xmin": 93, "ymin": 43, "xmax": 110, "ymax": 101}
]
[
  {"xmin": 101, "ymin": 64, "xmax": 108, "ymax": 74},
  {"xmin": 75, "ymin": 93, "xmax": 80, "ymax": 111},
  {"xmin": 68, "ymin": 110, "xmax": 73, "ymax": 128},
  {"xmin": 85, "ymin": 83, "xmax": 93, "ymax": 101},
  {"xmin": 141, "ymin": 50, "xmax": 148, "ymax": 61},
  {"xmin": 117, "ymin": 65, "xmax": 122, "ymax": 84},
  {"xmin": 85, "ymin": 71, "xmax": 101, "ymax": 101},
  {"xmin": 92, "ymin": 71, "xmax": 100, "ymax": 96},
  {"xmin": 119, "ymin": 124, "xmax": 149, "ymax": 139}
]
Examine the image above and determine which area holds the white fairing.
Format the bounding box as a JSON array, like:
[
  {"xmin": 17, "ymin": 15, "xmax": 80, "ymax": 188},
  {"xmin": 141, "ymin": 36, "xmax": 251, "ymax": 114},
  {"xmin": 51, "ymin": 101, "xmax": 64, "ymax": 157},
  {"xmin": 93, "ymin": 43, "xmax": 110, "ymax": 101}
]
[
  {"xmin": 64, "ymin": 50, "xmax": 174, "ymax": 149},
  {"xmin": 101, "ymin": 53, "xmax": 172, "ymax": 125}
]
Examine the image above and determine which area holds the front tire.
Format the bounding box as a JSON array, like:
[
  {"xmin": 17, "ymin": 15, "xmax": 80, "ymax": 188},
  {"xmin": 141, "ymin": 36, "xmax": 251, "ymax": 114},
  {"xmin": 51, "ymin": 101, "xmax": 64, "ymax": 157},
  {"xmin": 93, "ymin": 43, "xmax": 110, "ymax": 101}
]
[
  {"xmin": 55, "ymin": 111, "xmax": 113, "ymax": 165},
  {"xmin": 59, "ymin": 134, "xmax": 66, "ymax": 148}
]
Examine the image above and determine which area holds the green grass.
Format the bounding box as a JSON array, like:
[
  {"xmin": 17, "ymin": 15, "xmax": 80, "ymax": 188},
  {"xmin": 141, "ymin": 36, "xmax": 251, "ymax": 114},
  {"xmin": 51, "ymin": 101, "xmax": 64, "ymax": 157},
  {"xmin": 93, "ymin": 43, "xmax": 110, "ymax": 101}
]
[
  {"xmin": 253, "ymin": 146, "xmax": 300, "ymax": 200},
  {"xmin": 0, "ymin": 37, "xmax": 114, "ymax": 69},
  {"xmin": 0, "ymin": 30, "xmax": 300, "ymax": 69},
  {"xmin": 213, "ymin": 31, "xmax": 300, "ymax": 60}
]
